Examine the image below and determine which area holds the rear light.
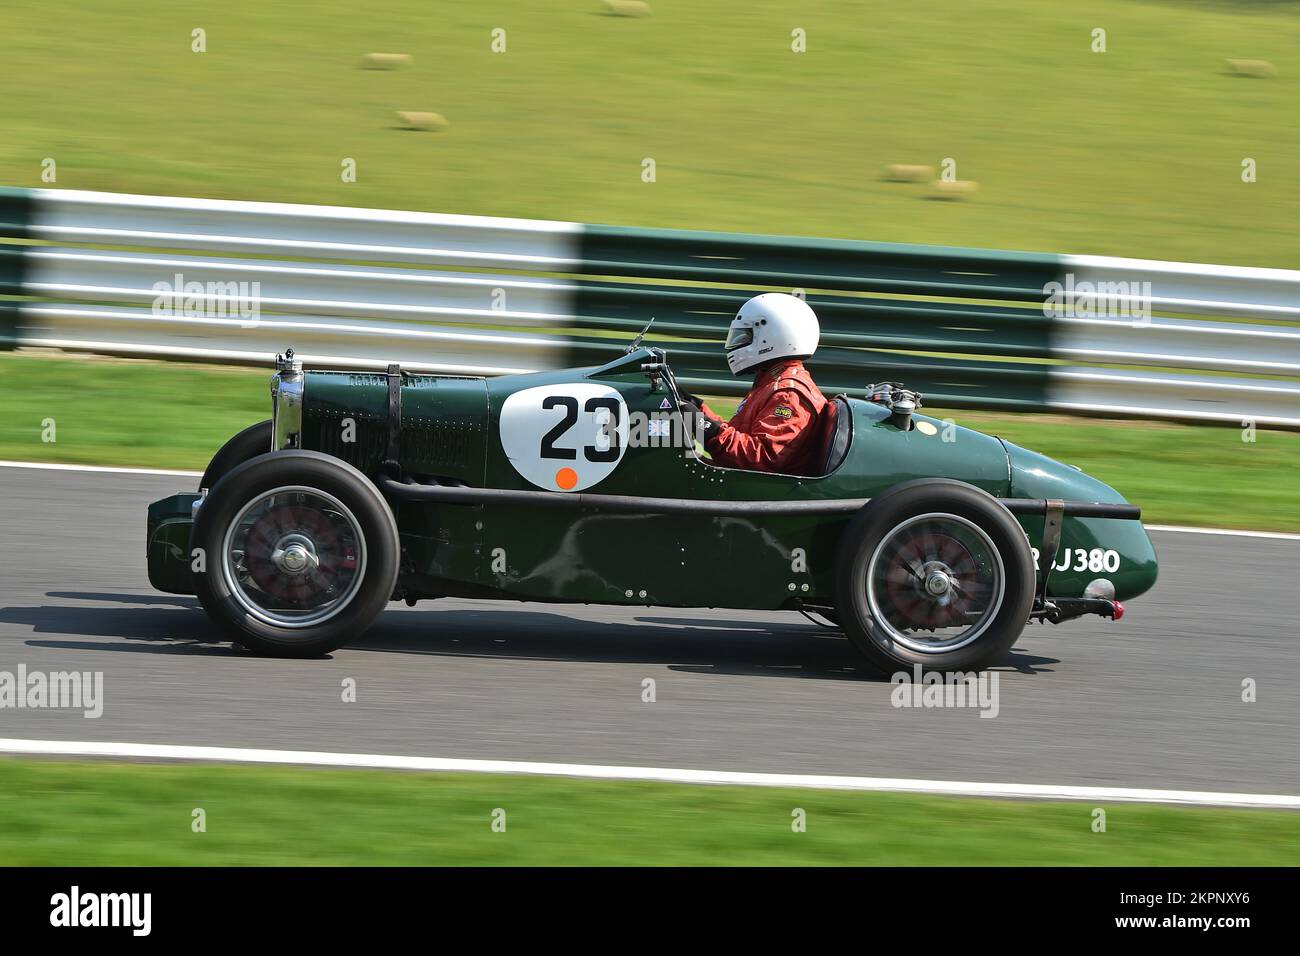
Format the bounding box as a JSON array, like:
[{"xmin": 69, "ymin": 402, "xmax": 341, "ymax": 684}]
[{"xmin": 1111, "ymin": 600, "xmax": 1125, "ymax": 621}]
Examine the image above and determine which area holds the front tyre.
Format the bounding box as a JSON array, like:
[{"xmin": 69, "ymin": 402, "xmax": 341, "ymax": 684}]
[
  {"xmin": 192, "ymin": 451, "xmax": 399, "ymax": 657},
  {"xmin": 835, "ymin": 479, "xmax": 1035, "ymax": 674}
]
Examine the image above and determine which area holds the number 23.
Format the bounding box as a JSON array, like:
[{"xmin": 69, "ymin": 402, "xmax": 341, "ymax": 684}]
[{"xmin": 540, "ymin": 396, "xmax": 621, "ymax": 463}]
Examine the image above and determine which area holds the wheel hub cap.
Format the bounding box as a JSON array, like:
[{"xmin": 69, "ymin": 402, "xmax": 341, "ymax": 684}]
[
  {"xmin": 924, "ymin": 566, "xmax": 952, "ymax": 596},
  {"xmin": 270, "ymin": 533, "xmax": 318, "ymax": 575}
]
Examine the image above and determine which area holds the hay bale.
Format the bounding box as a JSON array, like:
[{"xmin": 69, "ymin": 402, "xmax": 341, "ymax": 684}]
[
  {"xmin": 362, "ymin": 53, "xmax": 411, "ymax": 70},
  {"xmin": 883, "ymin": 164, "xmax": 934, "ymax": 183},
  {"xmin": 928, "ymin": 180, "xmax": 979, "ymax": 200},
  {"xmin": 396, "ymin": 111, "xmax": 449, "ymax": 131},
  {"xmin": 602, "ymin": 0, "xmax": 652, "ymax": 16},
  {"xmin": 1226, "ymin": 59, "xmax": 1276, "ymax": 78}
]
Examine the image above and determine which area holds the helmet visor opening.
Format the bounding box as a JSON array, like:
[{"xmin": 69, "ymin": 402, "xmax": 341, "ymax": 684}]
[{"xmin": 725, "ymin": 326, "xmax": 754, "ymax": 350}]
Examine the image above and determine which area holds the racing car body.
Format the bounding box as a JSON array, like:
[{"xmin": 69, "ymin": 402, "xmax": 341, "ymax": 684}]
[{"xmin": 147, "ymin": 346, "xmax": 1157, "ymax": 671}]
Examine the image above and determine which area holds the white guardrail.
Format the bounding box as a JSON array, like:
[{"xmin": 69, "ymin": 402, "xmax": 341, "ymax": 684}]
[{"xmin": 2, "ymin": 188, "xmax": 1299, "ymax": 427}]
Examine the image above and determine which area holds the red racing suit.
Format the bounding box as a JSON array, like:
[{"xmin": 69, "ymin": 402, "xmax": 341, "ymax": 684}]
[{"xmin": 699, "ymin": 359, "xmax": 827, "ymax": 474}]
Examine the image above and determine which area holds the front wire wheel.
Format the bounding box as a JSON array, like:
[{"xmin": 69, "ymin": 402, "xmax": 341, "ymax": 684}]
[
  {"xmin": 222, "ymin": 486, "xmax": 367, "ymax": 629},
  {"xmin": 192, "ymin": 451, "xmax": 399, "ymax": 657}
]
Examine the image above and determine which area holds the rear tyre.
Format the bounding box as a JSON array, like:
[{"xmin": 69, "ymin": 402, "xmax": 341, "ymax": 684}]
[
  {"xmin": 834, "ymin": 479, "xmax": 1035, "ymax": 674},
  {"xmin": 200, "ymin": 420, "xmax": 273, "ymax": 492},
  {"xmin": 191, "ymin": 450, "xmax": 399, "ymax": 658}
]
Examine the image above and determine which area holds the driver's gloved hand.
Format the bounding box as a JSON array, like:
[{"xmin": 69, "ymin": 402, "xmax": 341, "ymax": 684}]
[{"xmin": 679, "ymin": 399, "xmax": 719, "ymax": 442}]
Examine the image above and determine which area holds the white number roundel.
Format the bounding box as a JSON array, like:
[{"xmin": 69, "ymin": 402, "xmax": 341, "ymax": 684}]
[{"xmin": 499, "ymin": 383, "xmax": 629, "ymax": 492}]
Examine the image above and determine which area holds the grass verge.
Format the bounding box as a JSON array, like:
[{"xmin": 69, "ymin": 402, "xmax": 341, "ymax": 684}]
[
  {"xmin": 0, "ymin": 758, "xmax": 1296, "ymax": 866},
  {"xmin": 2, "ymin": 351, "xmax": 1297, "ymax": 531},
  {"xmin": 0, "ymin": 352, "xmax": 267, "ymax": 471}
]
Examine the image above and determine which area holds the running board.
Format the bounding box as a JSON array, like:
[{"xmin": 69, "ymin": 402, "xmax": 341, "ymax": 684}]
[{"xmin": 379, "ymin": 477, "xmax": 1141, "ymax": 521}]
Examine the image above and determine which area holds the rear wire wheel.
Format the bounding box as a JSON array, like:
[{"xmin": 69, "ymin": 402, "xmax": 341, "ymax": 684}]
[{"xmin": 835, "ymin": 479, "xmax": 1034, "ymax": 674}]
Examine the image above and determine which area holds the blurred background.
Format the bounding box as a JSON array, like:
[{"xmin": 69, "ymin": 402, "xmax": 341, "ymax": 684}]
[
  {"xmin": 2, "ymin": 0, "xmax": 1298, "ymax": 526},
  {"xmin": 2, "ymin": 0, "xmax": 1298, "ymax": 263}
]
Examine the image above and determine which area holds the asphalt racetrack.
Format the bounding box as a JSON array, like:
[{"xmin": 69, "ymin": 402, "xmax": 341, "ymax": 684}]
[{"xmin": 1, "ymin": 465, "xmax": 1296, "ymax": 795}]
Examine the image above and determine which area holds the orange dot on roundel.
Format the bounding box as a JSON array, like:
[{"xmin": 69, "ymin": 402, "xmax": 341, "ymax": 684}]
[{"xmin": 555, "ymin": 467, "xmax": 579, "ymax": 490}]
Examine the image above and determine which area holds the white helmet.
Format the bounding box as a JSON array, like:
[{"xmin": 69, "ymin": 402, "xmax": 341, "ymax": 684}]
[{"xmin": 723, "ymin": 293, "xmax": 820, "ymax": 375}]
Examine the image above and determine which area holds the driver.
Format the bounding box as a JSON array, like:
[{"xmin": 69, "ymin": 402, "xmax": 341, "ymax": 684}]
[{"xmin": 679, "ymin": 293, "xmax": 827, "ymax": 474}]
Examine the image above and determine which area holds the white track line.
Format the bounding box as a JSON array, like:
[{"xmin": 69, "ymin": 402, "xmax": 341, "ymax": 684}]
[
  {"xmin": 0, "ymin": 460, "xmax": 201, "ymax": 478},
  {"xmin": 2, "ymin": 460, "xmax": 1297, "ymax": 541},
  {"xmin": 1146, "ymin": 524, "xmax": 1300, "ymax": 541},
  {"xmin": 1, "ymin": 738, "xmax": 1296, "ymax": 809}
]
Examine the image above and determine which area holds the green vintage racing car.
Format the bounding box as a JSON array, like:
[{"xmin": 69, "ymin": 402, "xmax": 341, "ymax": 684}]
[{"xmin": 146, "ymin": 346, "xmax": 1157, "ymax": 672}]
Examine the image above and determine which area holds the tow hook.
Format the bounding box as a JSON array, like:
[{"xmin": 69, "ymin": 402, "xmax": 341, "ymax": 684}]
[{"xmin": 1032, "ymin": 598, "xmax": 1125, "ymax": 624}]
